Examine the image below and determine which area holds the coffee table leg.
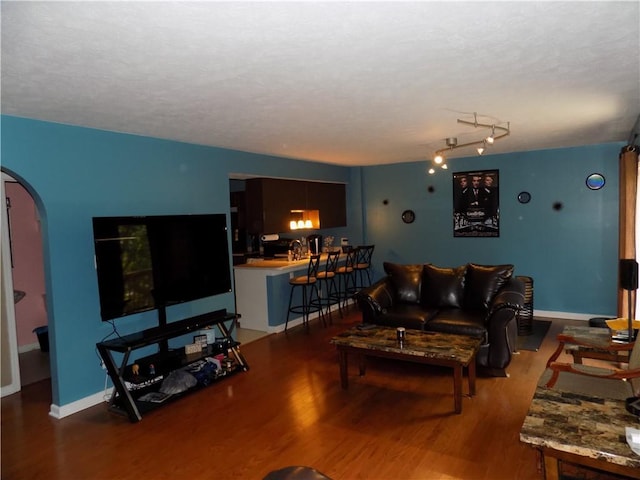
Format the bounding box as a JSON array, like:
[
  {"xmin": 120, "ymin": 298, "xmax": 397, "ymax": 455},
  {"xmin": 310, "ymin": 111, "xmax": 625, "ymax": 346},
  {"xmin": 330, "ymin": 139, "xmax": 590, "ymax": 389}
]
[
  {"xmin": 468, "ymin": 360, "xmax": 476, "ymax": 396},
  {"xmin": 542, "ymin": 453, "xmax": 560, "ymax": 480},
  {"xmin": 453, "ymin": 365, "xmax": 462, "ymax": 414},
  {"xmin": 338, "ymin": 350, "xmax": 348, "ymax": 389}
]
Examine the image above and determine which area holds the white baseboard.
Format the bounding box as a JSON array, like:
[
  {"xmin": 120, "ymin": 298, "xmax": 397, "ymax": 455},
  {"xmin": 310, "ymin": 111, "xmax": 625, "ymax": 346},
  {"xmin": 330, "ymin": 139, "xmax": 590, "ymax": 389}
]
[
  {"xmin": 18, "ymin": 342, "xmax": 41, "ymax": 354},
  {"xmin": 534, "ymin": 310, "xmax": 606, "ymax": 321},
  {"xmin": 1, "ymin": 383, "xmax": 21, "ymax": 397},
  {"xmin": 49, "ymin": 389, "xmax": 110, "ymax": 419}
]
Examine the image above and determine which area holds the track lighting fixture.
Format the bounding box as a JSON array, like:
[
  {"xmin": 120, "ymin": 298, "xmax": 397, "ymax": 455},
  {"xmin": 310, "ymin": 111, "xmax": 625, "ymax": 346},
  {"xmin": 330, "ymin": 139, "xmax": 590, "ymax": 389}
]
[{"xmin": 430, "ymin": 113, "xmax": 510, "ymax": 168}]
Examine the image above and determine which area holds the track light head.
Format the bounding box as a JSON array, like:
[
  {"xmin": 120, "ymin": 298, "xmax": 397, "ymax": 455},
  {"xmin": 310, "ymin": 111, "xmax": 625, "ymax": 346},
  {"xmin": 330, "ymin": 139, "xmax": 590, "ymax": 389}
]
[{"xmin": 430, "ymin": 115, "xmax": 509, "ymax": 164}]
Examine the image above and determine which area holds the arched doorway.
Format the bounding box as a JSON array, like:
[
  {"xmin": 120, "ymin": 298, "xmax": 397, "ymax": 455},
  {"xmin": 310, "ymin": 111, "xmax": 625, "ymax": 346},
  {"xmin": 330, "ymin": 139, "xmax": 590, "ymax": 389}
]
[{"xmin": 1, "ymin": 171, "xmax": 50, "ymax": 397}]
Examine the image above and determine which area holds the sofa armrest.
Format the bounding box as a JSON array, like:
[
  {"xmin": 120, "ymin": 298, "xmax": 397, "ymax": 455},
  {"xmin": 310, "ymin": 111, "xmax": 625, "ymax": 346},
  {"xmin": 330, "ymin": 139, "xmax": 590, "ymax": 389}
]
[
  {"xmin": 488, "ymin": 277, "xmax": 525, "ymax": 317},
  {"xmin": 484, "ymin": 277, "xmax": 526, "ymax": 369},
  {"xmin": 356, "ymin": 278, "xmax": 395, "ymax": 323}
]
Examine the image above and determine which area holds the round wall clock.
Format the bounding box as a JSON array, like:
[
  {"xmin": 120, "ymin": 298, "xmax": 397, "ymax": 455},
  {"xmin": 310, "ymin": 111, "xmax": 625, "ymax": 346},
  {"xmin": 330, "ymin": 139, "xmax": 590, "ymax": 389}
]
[
  {"xmin": 401, "ymin": 210, "xmax": 415, "ymax": 224},
  {"xmin": 517, "ymin": 192, "xmax": 531, "ymax": 204}
]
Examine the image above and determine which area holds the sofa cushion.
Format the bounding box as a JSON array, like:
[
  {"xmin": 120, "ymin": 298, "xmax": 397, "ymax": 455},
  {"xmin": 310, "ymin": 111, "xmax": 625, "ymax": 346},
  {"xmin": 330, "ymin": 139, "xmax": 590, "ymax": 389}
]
[
  {"xmin": 383, "ymin": 262, "xmax": 424, "ymax": 304},
  {"xmin": 373, "ymin": 304, "xmax": 438, "ymax": 330},
  {"xmin": 464, "ymin": 263, "xmax": 514, "ymax": 311},
  {"xmin": 425, "ymin": 308, "xmax": 487, "ymax": 340},
  {"xmin": 421, "ymin": 264, "xmax": 467, "ymax": 308}
]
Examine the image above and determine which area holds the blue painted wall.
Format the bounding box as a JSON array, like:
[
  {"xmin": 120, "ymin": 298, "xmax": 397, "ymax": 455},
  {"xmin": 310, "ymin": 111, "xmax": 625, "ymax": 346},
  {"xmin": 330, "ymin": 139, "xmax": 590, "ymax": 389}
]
[
  {"xmin": 1, "ymin": 115, "xmax": 358, "ymax": 408},
  {"xmin": 360, "ymin": 143, "xmax": 622, "ymax": 316},
  {"xmin": 1, "ymin": 114, "xmax": 624, "ymax": 409}
]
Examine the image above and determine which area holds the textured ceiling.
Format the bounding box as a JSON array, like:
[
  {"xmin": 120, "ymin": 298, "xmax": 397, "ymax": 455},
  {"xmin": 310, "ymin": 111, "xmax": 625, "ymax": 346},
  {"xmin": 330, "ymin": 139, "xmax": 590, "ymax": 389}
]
[{"xmin": 2, "ymin": 1, "xmax": 639, "ymax": 166}]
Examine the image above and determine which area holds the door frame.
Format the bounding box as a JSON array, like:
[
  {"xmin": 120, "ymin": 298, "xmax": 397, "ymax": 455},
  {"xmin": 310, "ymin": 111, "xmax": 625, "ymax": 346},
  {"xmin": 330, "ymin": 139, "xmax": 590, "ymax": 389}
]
[{"xmin": 1, "ymin": 175, "xmax": 21, "ymax": 396}]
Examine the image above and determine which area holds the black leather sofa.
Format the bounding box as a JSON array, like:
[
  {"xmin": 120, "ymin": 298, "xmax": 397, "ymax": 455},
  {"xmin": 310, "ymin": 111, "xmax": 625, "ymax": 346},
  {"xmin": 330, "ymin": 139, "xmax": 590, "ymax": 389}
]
[{"xmin": 356, "ymin": 262, "xmax": 525, "ymax": 376}]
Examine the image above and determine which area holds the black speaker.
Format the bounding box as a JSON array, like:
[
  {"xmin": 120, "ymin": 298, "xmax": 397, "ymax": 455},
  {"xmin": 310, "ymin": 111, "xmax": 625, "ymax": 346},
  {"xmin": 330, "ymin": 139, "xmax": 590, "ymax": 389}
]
[{"xmin": 619, "ymin": 259, "xmax": 639, "ymax": 290}]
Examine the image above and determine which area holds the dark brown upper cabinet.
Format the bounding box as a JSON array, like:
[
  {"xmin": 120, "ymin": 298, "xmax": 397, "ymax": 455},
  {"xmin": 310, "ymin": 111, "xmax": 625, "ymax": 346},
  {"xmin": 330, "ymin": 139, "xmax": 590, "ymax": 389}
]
[
  {"xmin": 245, "ymin": 178, "xmax": 346, "ymax": 234},
  {"xmin": 306, "ymin": 181, "xmax": 347, "ymax": 229}
]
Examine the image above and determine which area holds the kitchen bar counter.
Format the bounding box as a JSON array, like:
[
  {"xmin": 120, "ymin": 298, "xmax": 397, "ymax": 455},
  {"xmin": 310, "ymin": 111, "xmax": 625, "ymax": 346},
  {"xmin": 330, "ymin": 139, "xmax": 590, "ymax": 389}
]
[
  {"xmin": 233, "ymin": 253, "xmax": 341, "ymax": 332},
  {"xmin": 234, "ymin": 257, "xmax": 309, "ymax": 270}
]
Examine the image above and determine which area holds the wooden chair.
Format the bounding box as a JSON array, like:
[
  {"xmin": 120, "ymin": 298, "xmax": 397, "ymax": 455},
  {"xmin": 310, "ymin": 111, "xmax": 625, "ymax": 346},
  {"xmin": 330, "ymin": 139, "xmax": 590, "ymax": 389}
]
[{"xmin": 541, "ymin": 327, "xmax": 640, "ymax": 400}]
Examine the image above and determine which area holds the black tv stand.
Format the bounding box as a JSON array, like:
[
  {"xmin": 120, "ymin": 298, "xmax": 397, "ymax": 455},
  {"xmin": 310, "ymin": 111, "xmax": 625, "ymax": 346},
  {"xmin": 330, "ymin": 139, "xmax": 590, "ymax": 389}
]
[{"xmin": 96, "ymin": 309, "xmax": 248, "ymax": 422}]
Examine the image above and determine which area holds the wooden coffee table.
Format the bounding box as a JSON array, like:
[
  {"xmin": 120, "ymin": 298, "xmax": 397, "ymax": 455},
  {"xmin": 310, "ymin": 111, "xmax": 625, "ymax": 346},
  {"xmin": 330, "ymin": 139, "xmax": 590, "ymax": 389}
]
[{"xmin": 330, "ymin": 325, "xmax": 482, "ymax": 413}]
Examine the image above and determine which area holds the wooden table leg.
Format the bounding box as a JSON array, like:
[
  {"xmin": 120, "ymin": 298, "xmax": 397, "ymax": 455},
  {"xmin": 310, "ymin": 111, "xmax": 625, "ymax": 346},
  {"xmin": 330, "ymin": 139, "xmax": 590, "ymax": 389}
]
[
  {"xmin": 453, "ymin": 364, "xmax": 462, "ymax": 414},
  {"xmin": 467, "ymin": 360, "xmax": 476, "ymax": 396},
  {"xmin": 358, "ymin": 354, "xmax": 366, "ymax": 376},
  {"xmin": 542, "ymin": 453, "xmax": 560, "ymax": 480},
  {"xmin": 338, "ymin": 349, "xmax": 348, "ymax": 389}
]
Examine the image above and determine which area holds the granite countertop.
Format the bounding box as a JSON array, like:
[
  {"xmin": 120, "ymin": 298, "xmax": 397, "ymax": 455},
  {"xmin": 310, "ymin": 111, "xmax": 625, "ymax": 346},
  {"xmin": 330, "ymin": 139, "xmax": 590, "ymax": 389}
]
[
  {"xmin": 520, "ymin": 386, "xmax": 640, "ymax": 468},
  {"xmin": 330, "ymin": 326, "xmax": 481, "ymax": 364},
  {"xmin": 233, "ymin": 257, "xmax": 312, "ymax": 271},
  {"xmin": 233, "ymin": 252, "xmax": 340, "ymax": 270}
]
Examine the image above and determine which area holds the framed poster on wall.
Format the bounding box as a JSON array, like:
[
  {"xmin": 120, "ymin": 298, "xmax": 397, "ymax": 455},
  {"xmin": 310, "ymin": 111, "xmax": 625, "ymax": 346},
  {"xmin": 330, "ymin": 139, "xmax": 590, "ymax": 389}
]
[{"xmin": 453, "ymin": 170, "xmax": 499, "ymax": 237}]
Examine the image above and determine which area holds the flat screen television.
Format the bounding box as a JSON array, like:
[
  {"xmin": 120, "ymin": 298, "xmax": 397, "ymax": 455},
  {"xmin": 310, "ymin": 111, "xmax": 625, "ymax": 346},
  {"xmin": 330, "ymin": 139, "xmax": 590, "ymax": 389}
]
[{"xmin": 92, "ymin": 214, "xmax": 232, "ymax": 321}]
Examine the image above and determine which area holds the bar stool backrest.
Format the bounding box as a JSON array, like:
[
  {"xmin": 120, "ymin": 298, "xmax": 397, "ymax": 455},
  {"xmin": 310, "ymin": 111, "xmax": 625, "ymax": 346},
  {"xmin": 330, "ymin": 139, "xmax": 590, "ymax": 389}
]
[
  {"xmin": 324, "ymin": 251, "xmax": 340, "ymax": 274},
  {"xmin": 344, "ymin": 248, "xmax": 357, "ymax": 270},
  {"xmin": 307, "ymin": 254, "xmax": 321, "ymax": 279},
  {"xmin": 356, "ymin": 245, "xmax": 374, "ymax": 268}
]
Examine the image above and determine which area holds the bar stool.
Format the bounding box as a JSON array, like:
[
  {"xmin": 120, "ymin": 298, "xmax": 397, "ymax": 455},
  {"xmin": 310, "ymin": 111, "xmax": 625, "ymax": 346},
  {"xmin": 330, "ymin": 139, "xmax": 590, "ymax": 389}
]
[
  {"xmin": 312, "ymin": 251, "xmax": 341, "ymax": 324},
  {"xmin": 335, "ymin": 246, "xmax": 357, "ymax": 312},
  {"xmin": 353, "ymin": 245, "xmax": 375, "ymax": 291},
  {"xmin": 285, "ymin": 255, "xmax": 322, "ymax": 331}
]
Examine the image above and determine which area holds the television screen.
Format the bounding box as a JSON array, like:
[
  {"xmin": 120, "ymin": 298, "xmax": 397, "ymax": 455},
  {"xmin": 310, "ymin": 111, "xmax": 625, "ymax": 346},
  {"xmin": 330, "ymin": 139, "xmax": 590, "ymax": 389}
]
[{"xmin": 92, "ymin": 214, "xmax": 231, "ymax": 321}]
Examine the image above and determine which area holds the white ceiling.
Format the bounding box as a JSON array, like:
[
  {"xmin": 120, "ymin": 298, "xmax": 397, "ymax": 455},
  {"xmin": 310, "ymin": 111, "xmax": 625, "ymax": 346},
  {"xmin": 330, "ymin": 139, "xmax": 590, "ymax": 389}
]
[{"xmin": 2, "ymin": 1, "xmax": 639, "ymax": 167}]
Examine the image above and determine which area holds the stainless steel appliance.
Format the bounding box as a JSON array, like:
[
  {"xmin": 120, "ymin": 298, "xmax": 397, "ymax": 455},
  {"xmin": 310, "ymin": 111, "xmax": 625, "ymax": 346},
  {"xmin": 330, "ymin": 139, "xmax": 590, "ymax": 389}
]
[
  {"xmin": 262, "ymin": 238, "xmax": 293, "ymax": 258},
  {"xmin": 307, "ymin": 234, "xmax": 323, "ymax": 255}
]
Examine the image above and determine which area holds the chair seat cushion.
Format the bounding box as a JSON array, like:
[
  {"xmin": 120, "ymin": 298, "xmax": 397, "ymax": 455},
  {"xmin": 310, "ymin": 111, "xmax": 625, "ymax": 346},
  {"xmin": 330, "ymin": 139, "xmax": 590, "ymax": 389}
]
[
  {"xmin": 290, "ymin": 276, "xmax": 316, "ymax": 285},
  {"xmin": 336, "ymin": 266, "xmax": 353, "ymax": 274},
  {"xmin": 316, "ymin": 272, "xmax": 335, "ymax": 279}
]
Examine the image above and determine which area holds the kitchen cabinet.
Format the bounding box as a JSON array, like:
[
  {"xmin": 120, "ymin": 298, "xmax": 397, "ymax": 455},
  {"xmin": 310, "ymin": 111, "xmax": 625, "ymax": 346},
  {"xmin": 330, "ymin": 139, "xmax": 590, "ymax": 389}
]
[
  {"xmin": 230, "ymin": 191, "xmax": 246, "ymax": 228},
  {"xmin": 307, "ymin": 182, "xmax": 346, "ymax": 228},
  {"xmin": 245, "ymin": 178, "xmax": 346, "ymax": 233}
]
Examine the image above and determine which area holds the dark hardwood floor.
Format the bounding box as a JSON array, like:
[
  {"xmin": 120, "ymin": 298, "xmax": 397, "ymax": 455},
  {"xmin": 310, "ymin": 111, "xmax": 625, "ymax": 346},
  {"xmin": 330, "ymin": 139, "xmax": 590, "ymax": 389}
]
[{"xmin": 1, "ymin": 310, "xmax": 588, "ymax": 479}]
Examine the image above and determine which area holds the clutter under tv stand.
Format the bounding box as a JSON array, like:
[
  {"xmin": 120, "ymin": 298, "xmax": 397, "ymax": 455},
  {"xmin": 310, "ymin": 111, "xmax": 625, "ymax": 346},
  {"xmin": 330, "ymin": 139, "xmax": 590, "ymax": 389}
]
[{"xmin": 96, "ymin": 309, "xmax": 249, "ymax": 422}]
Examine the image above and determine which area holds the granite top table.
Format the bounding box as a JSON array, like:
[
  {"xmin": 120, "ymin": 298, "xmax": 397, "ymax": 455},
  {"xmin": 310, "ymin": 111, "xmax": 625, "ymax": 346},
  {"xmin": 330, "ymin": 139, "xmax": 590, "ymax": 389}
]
[
  {"xmin": 558, "ymin": 325, "xmax": 632, "ymax": 365},
  {"xmin": 520, "ymin": 386, "xmax": 640, "ymax": 479},
  {"xmin": 330, "ymin": 326, "xmax": 482, "ymax": 414}
]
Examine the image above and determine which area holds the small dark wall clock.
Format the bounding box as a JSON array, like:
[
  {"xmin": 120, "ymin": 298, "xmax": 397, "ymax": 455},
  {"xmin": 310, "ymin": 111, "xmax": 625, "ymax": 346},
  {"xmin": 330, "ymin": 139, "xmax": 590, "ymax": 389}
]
[
  {"xmin": 517, "ymin": 192, "xmax": 531, "ymax": 204},
  {"xmin": 401, "ymin": 210, "xmax": 415, "ymax": 224}
]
